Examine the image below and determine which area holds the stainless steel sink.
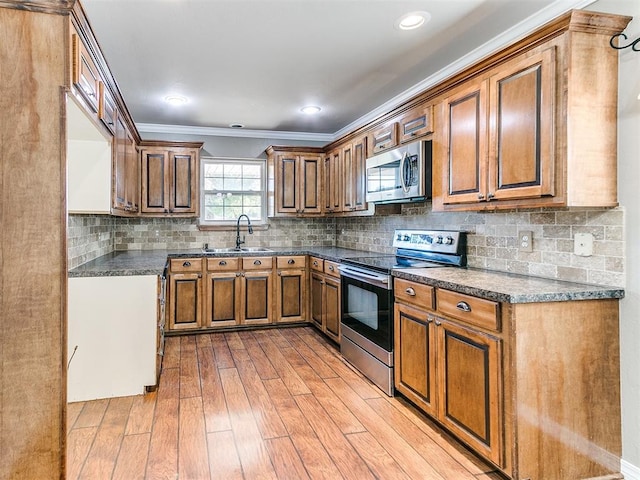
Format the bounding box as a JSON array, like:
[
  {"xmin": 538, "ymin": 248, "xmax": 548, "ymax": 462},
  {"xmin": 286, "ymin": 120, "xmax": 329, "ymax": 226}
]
[{"xmin": 202, "ymin": 246, "xmax": 273, "ymax": 253}]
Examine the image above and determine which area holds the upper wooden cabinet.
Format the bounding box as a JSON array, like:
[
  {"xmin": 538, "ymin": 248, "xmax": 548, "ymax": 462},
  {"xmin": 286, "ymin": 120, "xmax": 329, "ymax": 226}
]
[
  {"xmin": 112, "ymin": 115, "xmax": 139, "ymax": 215},
  {"xmin": 71, "ymin": 32, "xmax": 100, "ymax": 114},
  {"xmin": 340, "ymin": 135, "xmax": 369, "ymax": 213},
  {"xmin": 323, "ymin": 148, "xmax": 343, "ymax": 214},
  {"xmin": 439, "ymin": 49, "xmax": 554, "ymax": 207},
  {"xmin": 398, "ymin": 103, "xmax": 434, "ymax": 143},
  {"xmin": 368, "ymin": 120, "xmax": 398, "ymax": 155},
  {"xmin": 266, "ymin": 146, "xmax": 323, "ymax": 217},
  {"xmin": 140, "ymin": 142, "xmax": 203, "ymax": 217},
  {"xmin": 433, "ymin": 11, "xmax": 630, "ymax": 211}
]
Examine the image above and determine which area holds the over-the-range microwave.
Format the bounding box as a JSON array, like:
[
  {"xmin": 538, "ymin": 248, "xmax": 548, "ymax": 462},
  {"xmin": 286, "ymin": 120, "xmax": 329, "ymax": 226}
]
[{"xmin": 365, "ymin": 139, "xmax": 432, "ymax": 204}]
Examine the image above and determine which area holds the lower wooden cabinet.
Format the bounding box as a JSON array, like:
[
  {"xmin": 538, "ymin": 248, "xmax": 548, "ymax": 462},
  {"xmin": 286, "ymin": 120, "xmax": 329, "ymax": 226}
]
[
  {"xmin": 275, "ymin": 256, "xmax": 307, "ymax": 323},
  {"xmin": 167, "ymin": 258, "xmax": 203, "ymax": 331},
  {"xmin": 309, "ymin": 257, "xmax": 341, "ymax": 343}
]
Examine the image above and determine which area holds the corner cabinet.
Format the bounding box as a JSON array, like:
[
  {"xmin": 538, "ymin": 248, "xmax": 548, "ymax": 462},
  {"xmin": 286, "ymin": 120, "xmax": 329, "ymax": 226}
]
[
  {"xmin": 266, "ymin": 146, "xmax": 323, "ymax": 217},
  {"xmin": 433, "ymin": 11, "xmax": 631, "ymax": 211},
  {"xmin": 140, "ymin": 141, "xmax": 203, "ymax": 217}
]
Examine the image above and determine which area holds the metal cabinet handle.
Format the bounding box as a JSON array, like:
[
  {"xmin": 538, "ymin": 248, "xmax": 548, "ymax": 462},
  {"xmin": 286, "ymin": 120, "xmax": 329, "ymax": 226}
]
[
  {"xmin": 434, "ymin": 320, "xmax": 442, "ymax": 326},
  {"xmin": 478, "ymin": 194, "xmax": 485, "ymax": 200},
  {"xmin": 278, "ymin": 272, "xmax": 282, "ymax": 276},
  {"xmin": 288, "ymin": 259, "xmax": 295, "ymax": 265},
  {"xmin": 456, "ymin": 301, "xmax": 472, "ymax": 312},
  {"xmin": 405, "ymin": 287, "xmax": 416, "ymax": 296},
  {"xmin": 313, "ymin": 261, "xmax": 319, "ymax": 266},
  {"xmin": 427, "ymin": 316, "xmax": 434, "ymax": 324},
  {"xmin": 219, "ymin": 260, "xmax": 227, "ymax": 266},
  {"xmin": 487, "ymin": 193, "xmax": 495, "ymax": 200},
  {"xmin": 254, "ymin": 260, "xmax": 262, "ymax": 266},
  {"xmin": 236, "ymin": 272, "xmax": 241, "ymax": 277},
  {"xmin": 183, "ymin": 261, "xmax": 191, "ymax": 267},
  {"xmin": 328, "ymin": 265, "xmax": 334, "ymax": 271}
]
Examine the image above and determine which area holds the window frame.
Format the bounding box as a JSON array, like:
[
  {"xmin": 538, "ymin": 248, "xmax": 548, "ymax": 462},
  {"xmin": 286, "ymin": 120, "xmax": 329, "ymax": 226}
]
[{"xmin": 199, "ymin": 156, "xmax": 267, "ymax": 228}]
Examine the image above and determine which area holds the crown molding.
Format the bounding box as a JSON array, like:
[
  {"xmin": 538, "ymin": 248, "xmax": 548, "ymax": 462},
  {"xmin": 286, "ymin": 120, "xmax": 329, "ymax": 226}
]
[
  {"xmin": 0, "ymin": 0, "xmax": 75, "ymax": 14},
  {"xmin": 138, "ymin": 0, "xmax": 596, "ymax": 143},
  {"xmin": 136, "ymin": 123, "xmax": 334, "ymax": 143}
]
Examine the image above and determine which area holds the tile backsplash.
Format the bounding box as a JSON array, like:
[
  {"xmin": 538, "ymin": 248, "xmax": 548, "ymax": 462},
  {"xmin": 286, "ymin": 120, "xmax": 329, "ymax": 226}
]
[{"xmin": 68, "ymin": 203, "xmax": 625, "ymax": 287}]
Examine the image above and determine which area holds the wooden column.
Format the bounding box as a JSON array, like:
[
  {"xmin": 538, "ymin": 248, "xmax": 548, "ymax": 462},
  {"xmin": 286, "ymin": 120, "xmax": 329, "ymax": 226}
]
[{"xmin": 0, "ymin": 2, "xmax": 73, "ymax": 478}]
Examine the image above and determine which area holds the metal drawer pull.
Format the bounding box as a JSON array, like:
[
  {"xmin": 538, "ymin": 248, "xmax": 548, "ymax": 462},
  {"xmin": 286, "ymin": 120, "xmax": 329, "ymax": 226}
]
[
  {"xmin": 183, "ymin": 261, "xmax": 191, "ymax": 267},
  {"xmin": 456, "ymin": 301, "xmax": 472, "ymax": 312},
  {"xmin": 219, "ymin": 260, "xmax": 227, "ymax": 266},
  {"xmin": 328, "ymin": 265, "xmax": 334, "ymax": 271},
  {"xmin": 313, "ymin": 261, "xmax": 319, "ymax": 266},
  {"xmin": 254, "ymin": 260, "xmax": 262, "ymax": 265},
  {"xmin": 288, "ymin": 259, "xmax": 295, "ymax": 264},
  {"xmin": 405, "ymin": 287, "xmax": 416, "ymax": 296}
]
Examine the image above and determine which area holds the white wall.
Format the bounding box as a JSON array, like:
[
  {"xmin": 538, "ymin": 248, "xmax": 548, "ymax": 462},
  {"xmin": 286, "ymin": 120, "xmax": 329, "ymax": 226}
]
[{"xmin": 589, "ymin": 1, "xmax": 640, "ymax": 476}]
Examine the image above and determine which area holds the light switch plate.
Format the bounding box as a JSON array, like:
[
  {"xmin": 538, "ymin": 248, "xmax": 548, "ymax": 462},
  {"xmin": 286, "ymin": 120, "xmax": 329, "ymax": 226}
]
[
  {"xmin": 574, "ymin": 233, "xmax": 593, "ymax": 257},
  {"xmin": 518, "ymin": 230, "xmax": 533, "ymax": 252}
]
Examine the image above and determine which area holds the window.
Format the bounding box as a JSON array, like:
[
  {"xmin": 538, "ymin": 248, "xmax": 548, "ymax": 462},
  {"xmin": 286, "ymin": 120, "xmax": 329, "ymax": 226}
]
[{"xmin": 200, "ymin": 157, "xmax": 266, "ymax": 226}]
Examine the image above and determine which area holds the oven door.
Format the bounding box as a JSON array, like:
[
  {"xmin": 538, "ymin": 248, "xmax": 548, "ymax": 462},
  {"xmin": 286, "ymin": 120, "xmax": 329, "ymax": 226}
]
[{"xmin": 340, "ymin": 269, "xmax": 393, "ymax": 352}]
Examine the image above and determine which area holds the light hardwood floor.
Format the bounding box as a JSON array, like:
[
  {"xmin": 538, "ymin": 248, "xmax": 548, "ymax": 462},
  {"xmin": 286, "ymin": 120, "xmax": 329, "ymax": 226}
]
[{"xmin": 67, "ymin": 326, "xmax": 506, "ymax": 480}]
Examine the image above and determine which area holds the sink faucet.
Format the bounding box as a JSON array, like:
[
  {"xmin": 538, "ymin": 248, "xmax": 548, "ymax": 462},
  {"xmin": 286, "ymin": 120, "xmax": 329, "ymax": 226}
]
[{"xmin": 235, "ymin": 214, "xmax": 253, "ymax": 250}]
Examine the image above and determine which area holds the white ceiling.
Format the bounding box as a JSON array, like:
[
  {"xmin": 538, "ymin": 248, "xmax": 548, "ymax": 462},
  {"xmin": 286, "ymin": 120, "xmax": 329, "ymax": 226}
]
[{"xmin": 81, "ymin": 0, "xmax": 594, "ymax": 140}]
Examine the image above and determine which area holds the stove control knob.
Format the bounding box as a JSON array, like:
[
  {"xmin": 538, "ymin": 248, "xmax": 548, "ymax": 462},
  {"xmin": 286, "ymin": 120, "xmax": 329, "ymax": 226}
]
[
  {"xmin": 445, "ymin": 236, "xmax": 454, "ymax": 245},
  {"xmin": 396, "ymin": 234, "xmax": 403, "ymax": 241},
  {"xmin": 436, "ymin": 235, "xmax": 443, "ymax": 244},
  {"xmin": 403, "ymin": 235, "xmax": 410, "ymax": 241},
  {"xmin": 425, "ymin": 235, "xmax": 433, "ymax": 244}
]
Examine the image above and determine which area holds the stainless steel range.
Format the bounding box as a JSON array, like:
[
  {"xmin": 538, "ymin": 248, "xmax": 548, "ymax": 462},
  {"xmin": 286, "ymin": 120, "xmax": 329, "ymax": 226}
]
[{"xmin": 338, "ymin": 229, "xmax": 466, "ymax": 396}]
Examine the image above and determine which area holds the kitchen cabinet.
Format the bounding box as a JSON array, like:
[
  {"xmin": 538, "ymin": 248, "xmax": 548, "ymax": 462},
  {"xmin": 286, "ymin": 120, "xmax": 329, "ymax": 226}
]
[
  {"xmin": 433, "ymin": 13, "xmax": 625, "ymax": 211},
  {"xmin": 266, "ymin": 146, "xmax": 323, "ymax": 217},
  {"xmin": 140, "ymin": 142, "xmax": 202, "ymax": 216},
  {"xmin": 309, "ymin": 257, "xmax": 341, "ymax": 343},
  {"xmin": 398, "ymin": 103, "xmax": 434, "ymax": 143},
  {"xmin": 239, "ymin": 256, "xmax": 273, "ymax": 325},
  {"xmin": 112, "ymin": 114, "xmax": 139, "ymax": 215},
  {"xmin": 439, "ymin": 49, "xmax": 554, "ymax": 207},
  {"xmin": 394, "ymin": 279, "xmax": 502, "ymax": 465},
  {"xmin": 71, "ymin": 32, "xmax": 100, "ymax": 114},
  {"xmin": 394, "ymin": 275, "xmax": 622, "ymax": 479},
  {"xmin": 323, "ymin": 149, "xmax": 344, "ymax": 214},
  {"xmin": 368, "ymin": 120, "xmax": 398, "ymax": 155},
  {"xmin": 275, "ymin": 255, "xmax": 307, "ymax": 323},
  {"xmin": 167, "ymin": 258, "xmax": 203, "ymax": 331},
  {"xmin": 339, "ymin": 135, "xmax": 369, "ymax": 214},
  {"xmin": 204, "ymin": 257, "xmax": 241, "ymax": 328}
]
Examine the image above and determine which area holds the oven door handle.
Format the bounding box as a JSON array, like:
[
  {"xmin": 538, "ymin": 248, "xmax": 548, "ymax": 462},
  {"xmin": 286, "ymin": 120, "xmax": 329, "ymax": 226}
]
[{"xmin": 339, "ymin": 266, "xmax": 390, "ymax": 287}]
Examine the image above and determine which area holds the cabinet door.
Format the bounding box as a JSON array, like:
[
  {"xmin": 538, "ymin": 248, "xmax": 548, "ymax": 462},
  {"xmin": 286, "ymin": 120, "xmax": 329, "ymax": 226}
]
[
  {"xmin": 398, "ymin": 104, "xmax": 434, "ymax": 143},
  {"xmin": 141, "ymin": 149, "xmax": 169, "ymax": 213},
  {"xmin": 368, "ymin": 121, "xmax": 398, "ymax": 154},
  {"xmin": 394, "ymin": 303, "xmax": 437, "ymax": 417},
  {"xmin": 488, "ymin": 48, "xmax": 555, "ymax": 201},
  {"xmin": 442, "ymin": 80, "xmax": 488, "ymax": 205},
  {"xmin": 275, "ymin": 268, "xmax": 306, "ymax": 323},
  {"xmin": 124, "ymin": 127, "xmax": 138, "ymax": 212},
  {"xmin": 324, "ymin": 275, "xmax": 341, "ymax": 343},
  {"xmin": 300, "ymin": 155, "xmax": 322, "ymax": 214},
  {"xmin": 352, "ymin": 136, "xmax": 368, "ymax": 212},
  {"xmin": 168, "ymin": 272, "xmax": 202, "ymax": 331},
  {"xmin": 276, "ymin": 153, "xmax": 299, "ymax": 214},
  {"xmin": 342, "ymin": 143, "xmax": 355, "ymax": 211},
  {"xmin": 324, "ymin": 150, "xmax": 343, "ymax": 213},
  {"xmin": 242, "ymin": 271, "xmax": 272, "ymax": 325},
  {"xmin": 170, "ymin": 150, "xmax": 197, "ymax": 214},
  {"xmin": 204, "ymin": 272, "xmax": 241, "ymax": 328},
  {"xmin": 436, "ymin": 319, "xmax": 502, "ymax": 466},
  {"xmin": 310, "ymin": 272, "xmax": 324, "ymax": 330},
  {"xmin": 71, "ymin": 33, "xmax": 100, "ymax": 113},
  {"xmin": 113, "ymin": 116, "xmax": 128, "ymax": 211}
]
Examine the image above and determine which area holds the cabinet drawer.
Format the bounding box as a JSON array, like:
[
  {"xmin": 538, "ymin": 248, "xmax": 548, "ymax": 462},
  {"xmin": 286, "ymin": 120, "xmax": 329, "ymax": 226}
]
[
  {"xmin": 394, "ymin": 278, "xmax": 435, "ymax": 310},
  {"xmin": 310, "ymin": 256, "xmax": 324, "ymax": 272},
  {"xmin": 368, "ymin": 121, "xmax": 398, "ymax": 154},
  {"xmin": 170, "ymin": 258, "xmax": 203, "ymax": 273},
  {"xmin": 398, "ymin": 104, "xmax": 434, "ymax": 143},
  {"xmin": 243, "ymin": 256, "xmax": 273, "ymax": 270},
  {"xmin": 277, "ymin": 255, "xmax": 306, "ymax": 269},
  {"xmin": 207, "ymin": 257, "xmax": 240, "ymax": 271},
  {"xmin": 324, "ymin": 260, "xmax": 341, "ymax": 278},
  {"xmin": 436, "ymin": 289, "xmax": 499, "ymax": 331}
]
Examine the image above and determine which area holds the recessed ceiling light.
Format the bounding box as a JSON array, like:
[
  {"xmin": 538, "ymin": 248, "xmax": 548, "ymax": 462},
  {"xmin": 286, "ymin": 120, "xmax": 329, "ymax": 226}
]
[
  {"xmin": 164, "ymin": 94, "xmax": 188, "ymax": 106},
  {"xmin": 301, "ymin": 105, "xmax": 321, "ymax": 115},
  {"xmin": 396, "ymin": 11, "xmax": 431, "ymax": 31},
  {"xmin": 229, "ymin": 123, "xmax": 245, "ymax": 128}
]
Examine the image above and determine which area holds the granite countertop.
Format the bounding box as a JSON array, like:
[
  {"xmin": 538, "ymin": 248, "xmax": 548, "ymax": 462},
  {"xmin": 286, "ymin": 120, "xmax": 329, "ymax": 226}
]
[
  {"xmin": 392, "ymin": 267, "xmax": 625, "ymax": 304},
  {"xmin": 69, "ymin": 248, "xmax": 625, "ymax": 304},
  {"xmin": 68, "ymin": 246, "xmax": 373, "ymax": 278}
]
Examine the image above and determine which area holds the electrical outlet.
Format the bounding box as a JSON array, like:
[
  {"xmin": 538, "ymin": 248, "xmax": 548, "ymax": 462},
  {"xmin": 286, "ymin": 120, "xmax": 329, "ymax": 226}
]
[
  {"xmin": 574, "ymin": 233, "xmax": 593, "ymax": 257},
  {"xmin": 518, "ymin": 230, "xmax": 533, "ymax": 252}
]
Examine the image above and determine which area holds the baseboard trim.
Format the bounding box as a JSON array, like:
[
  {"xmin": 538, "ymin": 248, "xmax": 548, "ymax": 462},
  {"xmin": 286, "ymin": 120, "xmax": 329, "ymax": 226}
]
[{"xmin": 622, "ymin": 459, "xmax": 640, "ymax": 480}]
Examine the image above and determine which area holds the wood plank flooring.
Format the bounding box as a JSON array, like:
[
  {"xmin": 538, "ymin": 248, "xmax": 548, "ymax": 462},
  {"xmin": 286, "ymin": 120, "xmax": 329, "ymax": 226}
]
[{"xmin": 66, "ymin": 326, "xmax": 506, "ymax": 480}]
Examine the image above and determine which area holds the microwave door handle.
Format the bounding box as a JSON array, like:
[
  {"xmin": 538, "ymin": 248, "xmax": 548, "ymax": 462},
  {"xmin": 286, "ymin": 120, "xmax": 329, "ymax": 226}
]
[{"xmin": 400, "ymin": 152, "xmax": 411, "ymax": 193}]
